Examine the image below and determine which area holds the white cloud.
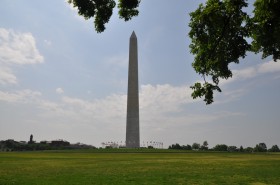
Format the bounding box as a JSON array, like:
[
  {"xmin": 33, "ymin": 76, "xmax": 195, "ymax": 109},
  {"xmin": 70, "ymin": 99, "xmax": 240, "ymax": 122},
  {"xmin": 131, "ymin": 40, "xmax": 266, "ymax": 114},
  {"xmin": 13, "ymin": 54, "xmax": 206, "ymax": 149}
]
[
  {"xmin": 46, "ymin": 84, "xmax": 194, "ymax": 129},
  {"xmin": 0, "ymin": 67, "xmax": 17, "ymax": 85},
  {"xmin": 56, "ymin": 88, "xmax": 64, "ymax": 94},
  {"xmin": 258, "ymin": 60, "xmax": 280, "ymax": 73},
  {"xmin": 0, "ymin": 84, "xmax": 193, "ymax": 126},
  {"xmin": 44, "ymin": 83, "xmax": 228, "ymax": 131},
  {"xmin": 0, "ymin": 84, "xmax": 244, "ymax": 146},
  {"xmin": 214, "ymin": 60, "xmax": 280, "ymax": 104},
  {"xmin": 215, "ymin": 88, "xmax": 248, "ymax": 104},
  {"xmin": 0, "ymin": 89, "xmax": 42, "ymax": 103},
  {"xmin": 0, "ymin": 84, "xmax": 240, "ymax": 130},
  {"xmin": 220, "ymin": 60, "xmax": 280, "ymax": 86},
  {"xmin": 0, "ymin": 28, "xmax": 44, "ymax": 65},
  {"xmin": 138, "ymin": 85, "xmax": 245, "ymax": 132},
  {"xmin": 140, "ymin": 84, "xmax": 193, "ymax": 113},
  {"xmin": 0, "ymin": 28, "xmax": 44, "ymax": 85}
]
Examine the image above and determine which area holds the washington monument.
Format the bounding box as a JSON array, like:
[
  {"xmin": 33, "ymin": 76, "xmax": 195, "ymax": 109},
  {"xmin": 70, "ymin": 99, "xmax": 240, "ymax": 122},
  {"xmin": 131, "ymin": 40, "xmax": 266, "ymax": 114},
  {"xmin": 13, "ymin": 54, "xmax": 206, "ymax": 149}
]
[{"xmin": 126, "ymin": 31, "xmax": 140, "ymax": 148}]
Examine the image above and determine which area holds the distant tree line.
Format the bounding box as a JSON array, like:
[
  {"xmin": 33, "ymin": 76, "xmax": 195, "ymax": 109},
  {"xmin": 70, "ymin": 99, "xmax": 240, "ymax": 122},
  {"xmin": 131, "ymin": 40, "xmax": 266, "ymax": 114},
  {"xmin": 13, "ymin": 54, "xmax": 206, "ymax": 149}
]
[
  {"xmin": 1, "ymin": 137, "xmax": 279, "ymax": 152},
  {"xmin": 168, "ymin": 141, "xmax": 280, "ymax": 153},
  {"xmin": 0, "ymin": 136, "xmax": 96, "ymax": 152}
]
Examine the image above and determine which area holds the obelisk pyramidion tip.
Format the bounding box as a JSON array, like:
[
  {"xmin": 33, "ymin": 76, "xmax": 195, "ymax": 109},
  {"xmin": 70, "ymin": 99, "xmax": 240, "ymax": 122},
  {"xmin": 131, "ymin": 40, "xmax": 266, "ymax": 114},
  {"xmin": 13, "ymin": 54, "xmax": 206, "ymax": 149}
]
[{"xmin": 130, "ymin": 31, "xmax": 137, "ymax": 38}]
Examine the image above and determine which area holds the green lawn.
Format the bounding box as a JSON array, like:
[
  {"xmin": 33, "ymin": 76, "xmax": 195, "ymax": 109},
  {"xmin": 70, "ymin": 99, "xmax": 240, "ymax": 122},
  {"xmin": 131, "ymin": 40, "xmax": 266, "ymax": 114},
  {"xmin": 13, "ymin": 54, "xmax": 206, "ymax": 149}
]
[{"xmin": 0, "ymin": 150, "xmax": 279, "ymax": 185}]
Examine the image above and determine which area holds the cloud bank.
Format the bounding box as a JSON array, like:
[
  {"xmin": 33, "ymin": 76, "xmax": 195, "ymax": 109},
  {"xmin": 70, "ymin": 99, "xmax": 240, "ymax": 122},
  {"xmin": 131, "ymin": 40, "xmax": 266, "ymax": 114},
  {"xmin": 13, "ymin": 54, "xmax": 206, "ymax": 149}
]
[
  {"xmin": 1, "ymin": 57, "xmax": 279, "ymax": 145},
  {"xmin": 221, "ymin": 60, "xmax": 280, "ymax": 85},
  {"xmin": 0, "ymin": 28, "xmax": 43, "ymax": 85},
  {"xmin": 56, "ymin": 88, "xmax": 64, "ymax": 94}
]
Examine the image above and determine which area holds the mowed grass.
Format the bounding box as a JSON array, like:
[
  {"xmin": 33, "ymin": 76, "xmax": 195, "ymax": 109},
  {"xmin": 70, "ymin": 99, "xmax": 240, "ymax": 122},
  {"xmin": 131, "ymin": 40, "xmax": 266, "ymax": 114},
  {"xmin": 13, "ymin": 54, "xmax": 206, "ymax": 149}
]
[{"xmin": 0, "ymin": 150, "xmax": 279, "ymax": 185}]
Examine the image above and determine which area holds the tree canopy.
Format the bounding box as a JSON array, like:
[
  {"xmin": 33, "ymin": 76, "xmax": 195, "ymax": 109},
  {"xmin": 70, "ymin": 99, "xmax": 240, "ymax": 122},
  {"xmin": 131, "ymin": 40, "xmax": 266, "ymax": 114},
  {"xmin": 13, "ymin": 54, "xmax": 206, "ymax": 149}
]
[
  {"xmin": 68, "ymin": 0, "xmax": 280, "ymax": 104},
  {"xmin": 189, "ymin": 0, "xmax": 280, "ymax": 104},
  {"xmin": 67, "ymin": 0, "xmax": 140, "ymax": 33}
]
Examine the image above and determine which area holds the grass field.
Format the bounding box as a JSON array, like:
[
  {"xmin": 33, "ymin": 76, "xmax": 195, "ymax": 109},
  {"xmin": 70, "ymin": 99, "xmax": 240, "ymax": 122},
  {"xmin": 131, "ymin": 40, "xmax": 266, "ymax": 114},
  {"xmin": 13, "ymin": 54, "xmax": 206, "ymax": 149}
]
[{"xmin": 0, "ymin": 150, "xmax": 279, "ymax": 185}]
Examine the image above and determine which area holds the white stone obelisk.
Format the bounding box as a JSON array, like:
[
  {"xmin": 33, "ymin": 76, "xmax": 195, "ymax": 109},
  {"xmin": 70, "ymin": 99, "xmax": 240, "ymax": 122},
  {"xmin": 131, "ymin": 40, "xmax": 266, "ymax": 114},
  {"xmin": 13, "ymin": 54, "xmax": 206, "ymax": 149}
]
[{"xmin": 126, "ymin": 31, "xmax": 140, "ymax": 148}]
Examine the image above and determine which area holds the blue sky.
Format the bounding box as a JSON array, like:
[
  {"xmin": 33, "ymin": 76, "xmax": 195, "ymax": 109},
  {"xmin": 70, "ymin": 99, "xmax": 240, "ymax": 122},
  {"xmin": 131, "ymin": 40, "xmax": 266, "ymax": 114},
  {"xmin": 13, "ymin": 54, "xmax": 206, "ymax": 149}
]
[{"xmin": 0, "ymin": 0, "xmax": 279, "ymax": 148}]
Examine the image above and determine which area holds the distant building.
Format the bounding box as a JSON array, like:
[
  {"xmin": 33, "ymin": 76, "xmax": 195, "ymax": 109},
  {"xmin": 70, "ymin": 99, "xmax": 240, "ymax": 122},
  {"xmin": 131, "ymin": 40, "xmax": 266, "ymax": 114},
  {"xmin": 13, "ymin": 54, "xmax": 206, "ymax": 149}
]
[{"xmin": 28, "ymin": 134, "xmax": 34, "ymax": 144}]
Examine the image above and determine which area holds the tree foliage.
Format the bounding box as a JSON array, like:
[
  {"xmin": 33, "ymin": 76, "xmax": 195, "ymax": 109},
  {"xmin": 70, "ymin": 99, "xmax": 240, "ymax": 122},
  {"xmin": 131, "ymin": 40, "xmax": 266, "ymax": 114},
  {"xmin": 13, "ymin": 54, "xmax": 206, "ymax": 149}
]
[
  {"xmin": 268, "ymin": 145, "xmax": 280, "ymax": 152},
  {"xmin": 168, "ymin": 143, "xmax": 192, "ymax": 150},
  {"xmin": 0, "ymin": 139, "xmax": 95, "ymax": 151},
  {"xmin": 251, "ymin": 0, "xmax": 280, "ymax": 61},
  {"xmin": 244, "ymin": 147, "xmax": 253, "ymax": 153},
  {"xmin": 192, "ymin": 142, "xmax": 200, "ymax": 150},
  {"xmin": 189, "ymin": 0, "xmax": 280, "ymax": 104},
  {"xmin": 227, "ymin": 146, "xmax": 238, "ymax": 152},
  {"xmin": 68, "ymin": 0, "xmax": 140, "ymax": 33},
  {"xmin": 201, "ymin": 140, "xmax": 209, "ymax": 150},
  {"xmin": 213, "ymin": 144, "xmax": 228, "ymax": 151},
  {"xmin": 254, "ymin": 142, "xmax": 267, "ymax": 152}
]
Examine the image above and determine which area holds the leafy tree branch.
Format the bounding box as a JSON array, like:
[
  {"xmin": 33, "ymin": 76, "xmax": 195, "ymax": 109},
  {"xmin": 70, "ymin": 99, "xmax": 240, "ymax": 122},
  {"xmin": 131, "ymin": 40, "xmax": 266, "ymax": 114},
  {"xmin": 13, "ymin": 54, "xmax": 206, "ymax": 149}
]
[
  {"xmin": 189, "ymin": 0, "xmax": 280, "ymax": 104},
  {"xmin": 68, "ymin": 0, "xmax": 140, "ymax": 33}
]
